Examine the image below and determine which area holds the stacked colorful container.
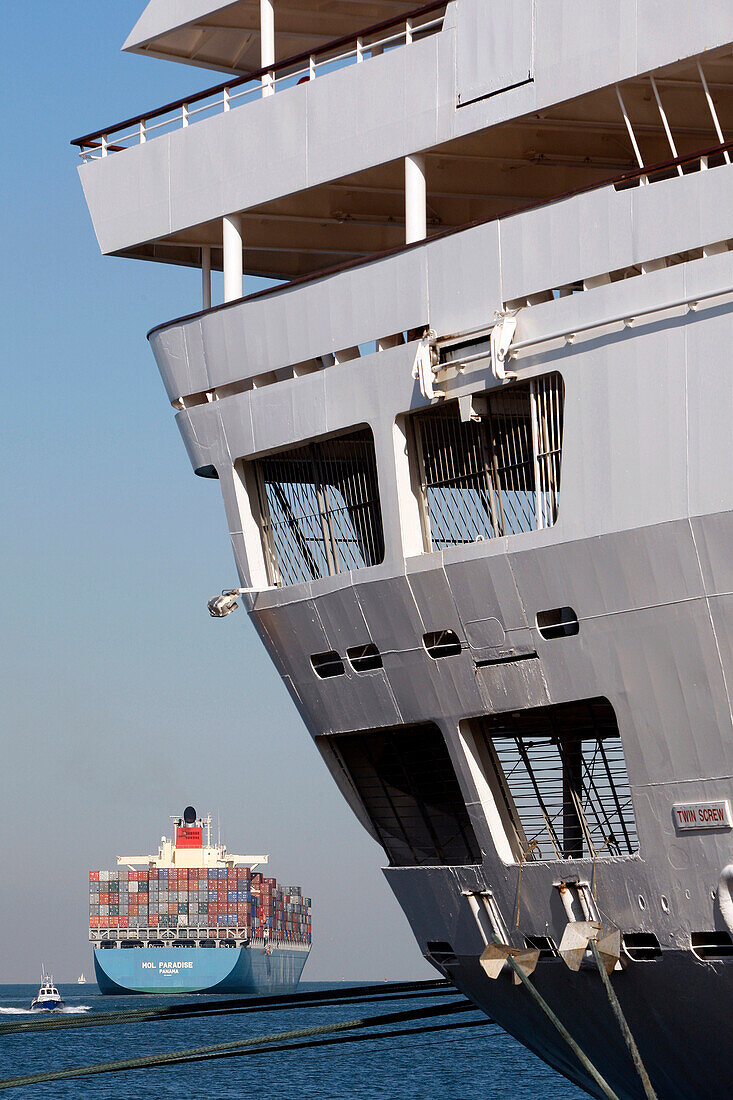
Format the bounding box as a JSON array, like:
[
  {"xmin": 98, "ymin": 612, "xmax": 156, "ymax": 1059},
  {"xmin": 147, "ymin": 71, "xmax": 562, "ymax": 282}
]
[{"xmin": 90, "ymin": 866, "xmax": 311, "ymax": 943}]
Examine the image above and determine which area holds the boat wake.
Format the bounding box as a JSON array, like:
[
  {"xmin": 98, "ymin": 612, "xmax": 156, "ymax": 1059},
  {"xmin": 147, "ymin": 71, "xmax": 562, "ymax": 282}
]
[{"xmin": 0, "ymin": 1005, "xmax": 91, "ymax": 1015}]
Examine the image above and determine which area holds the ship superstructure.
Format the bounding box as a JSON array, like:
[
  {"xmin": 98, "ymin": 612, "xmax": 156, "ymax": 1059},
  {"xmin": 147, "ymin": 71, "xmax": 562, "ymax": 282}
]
[
  {"xmin": 76, "ymin": 2, "xmax": 733, "ymax": 1094},
  {"xmin": 90, "ymin": 808, "xmax": 311, "ymax": 994}
]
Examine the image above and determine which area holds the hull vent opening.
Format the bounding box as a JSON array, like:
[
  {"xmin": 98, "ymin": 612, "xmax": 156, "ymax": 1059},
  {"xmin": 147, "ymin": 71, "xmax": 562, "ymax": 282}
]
[
  {"xmin": 423, "ymin": 630, "xmax": 462, "ymax": 659},
  {"xmin": 251, "ymin": 427, "xmax": 384, "ymax": 587},
  {"xmin": 425, "ymin": 940, "xmax": 458, "ymax": 966},
  {"xmin": 525, "ymin": 935, "xmax": 558, "ymax": 958},
  {"xmin": 346, "ymin": 643, "xmax": 383, "ymax": 673},
  {"xmin": 410, "ymin": 373, "xmax": 564, "ymax": 552},
  {"xmin": 622, "ymin": 933, "xmax": 662, "ymax": 961},
  {"xmin": 465, "ymin": 698, "xmax": 638, "ymax": 863},
  {"xmin": 690, "ymin": 931, "xmax": 733, "ymax": 960},
  {"xmin": 536, "ymin": 607, "xmax": 579, "ymax": 639},
  {"xmin": 311, "ymin": 651, "xmax": 346, "ymax": 678},
  {"xmin": 330, "ymin": 723, "xmax": 481, "ymax": 867}
]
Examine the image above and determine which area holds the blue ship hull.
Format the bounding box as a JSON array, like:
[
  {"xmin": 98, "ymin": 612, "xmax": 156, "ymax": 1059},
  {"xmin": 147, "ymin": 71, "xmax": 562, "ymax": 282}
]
[{"xmin": 93, "ymin": 944, "xmax": 309, "ymax": 995}]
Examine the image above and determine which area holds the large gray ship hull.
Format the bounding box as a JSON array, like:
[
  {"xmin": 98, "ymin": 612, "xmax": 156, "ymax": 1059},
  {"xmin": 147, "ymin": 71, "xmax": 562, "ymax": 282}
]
[{"xmin": 75, "ymin": 1, "xmax": 733, "ymax": 1095}]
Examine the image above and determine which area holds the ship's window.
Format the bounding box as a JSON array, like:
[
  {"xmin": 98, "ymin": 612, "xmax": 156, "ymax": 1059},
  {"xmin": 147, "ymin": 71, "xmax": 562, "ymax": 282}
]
[
  {"xmin": 346, "ymin": 643, "xmax": 383, "ymax": 673},
  {"xmin": 423, "ymin": 630, "xmax": 462, "ymax": 659},
  {"xmin": 411, "ymin": 374, "xmax": 564, "ymax": 551},
  {"xmin": 525, "ymin": 935, "xmax": 558, "ymax": 958},
  {"xmin": 330, "ymin": 723, "xmax": 481, "ymax": 867},
  {"xmin": 690, "ymin": 931, "xmax": 733, "ymax": 960},
  {"xmin": 426, "ymin": 940, "xmax": 457, "ymax": 965},
  {"xmin": 622, "ymin": 933, "xmax": 662, "ymax": 961},
  {"xmin": 536, "ymin": 607, "xmax": 579, "ymax": 639},
  {"xmin": 464, "ymin": 698, "xmax": 637, "ymax": 862},
  {"xmin": 311, "ymin": 651, "xmax": 346, "ymax": 679},
  {"xmin": 252, "ymin": 427, "xmax": 384, "ymax": 587}
]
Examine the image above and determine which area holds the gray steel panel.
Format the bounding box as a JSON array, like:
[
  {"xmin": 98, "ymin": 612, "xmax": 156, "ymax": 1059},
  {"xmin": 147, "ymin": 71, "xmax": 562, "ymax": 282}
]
[
  {"xmin": 707, "ymin": 594, "xmax": 733, "ymax": 720},
  {"xmin": 305, "ymin": 38, "xmax": 439, "ymax": 183},
  {"xmin": 150, "ymin": 324, "xmax": 202, "ymax": 403},
  {"xmin": 509, "ymin": 520, "xmax": 705, "ymax": 621},
  {"xmin": 690, "ymin": 512, "xmax": 733, "ymax": 593},
  {"xmin": 380, "ymin": 649, "xmax": 485, "ymax": 725},
  {"xmin": 636, "ymin": 0, "xmax": 733, "ymax": 72},
  {"xmin": 476, "ymin": 657, "xmax": 550, "ymax": 714},
  {"xmin": 533, "ymin": 0, "xmax": 638, "ymax": 107},
  {"xmin": 686, "ymin": 305, "xmax": 733, "ymax": 517},
  {"xmin": 216, "ymin": 393, "xmax": 255, "ymax": 462},
  {"xmin": 405, "ymin": 559, "xmax": 462, "ymax": 635},
  {"xmin": 353, "ymin": 575, "xmax": 425, "ymax": 652},
  {"xmin": 78, "ymin": 138, "xmax": 173, "ymax": 256},
  {"xmin": 175, "ymin": 405, "xmax": 223, "ymax": 472},
  {"xmin": 632, "ymin": 164, "xmax": 733, "ymax": 269},
  {"xmin": 500, "ymin": 186, "xmax": 635, "ymax": 303},
  {"xmin": 170, "ymin": 88, "xmax": 309, "ymax": 228},
  {"xmin": 310, "ymin": 586, "xmax": 371, "ymax": 653},
  {"xmin": 555, "ymin": 324, "xmax": 689, "ymax": 539},
  {"xmin": 254, "ymin": 599, "xmax": 330, "ymax": 681},
  {"xmin": 426, "ymin": 222, "xmax": 502, "ymax": 337},
  {"xmin": 578, "ymin": 602, "xmax": 733, "ymax": 786},
  {"xmin": 443, "ymin": 548, "xmax": 534, "ymax": 659},
  {"xmin": 455, "ymin": 0, "xmax": 533, "ymax": 107}
]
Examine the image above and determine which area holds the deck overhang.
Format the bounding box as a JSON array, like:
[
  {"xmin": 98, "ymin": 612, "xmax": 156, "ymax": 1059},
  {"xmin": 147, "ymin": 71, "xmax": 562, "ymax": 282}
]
[{"xmin": 124, "ymin": 0, "xmax": 427, "ymax": 75}]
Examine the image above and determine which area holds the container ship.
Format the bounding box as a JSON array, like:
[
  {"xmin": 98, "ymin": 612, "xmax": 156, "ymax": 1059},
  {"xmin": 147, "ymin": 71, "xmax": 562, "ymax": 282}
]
[
  {"xmin": 89, "ymin": 808, "xmax": 311, "ymax": 995},
  {"xmin": 76, "ymin": 1, "xmax": 733, "ymax": 1096}
]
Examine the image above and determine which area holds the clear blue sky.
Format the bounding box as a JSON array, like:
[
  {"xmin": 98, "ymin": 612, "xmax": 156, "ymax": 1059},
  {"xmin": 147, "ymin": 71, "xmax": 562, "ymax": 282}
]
[{"xmin": 0, "ymin": 1, "xmax": 431, "ymax": 983}]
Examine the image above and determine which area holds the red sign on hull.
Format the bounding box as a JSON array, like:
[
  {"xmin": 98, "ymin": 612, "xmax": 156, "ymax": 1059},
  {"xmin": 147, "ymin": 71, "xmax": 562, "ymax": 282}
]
[{"xmin": 176, "ymin": 826, "xmax": 203, "ymax": 848}]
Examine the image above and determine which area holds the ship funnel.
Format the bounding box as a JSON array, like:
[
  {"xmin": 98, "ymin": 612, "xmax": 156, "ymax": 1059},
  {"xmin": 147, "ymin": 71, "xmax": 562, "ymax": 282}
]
[{"xmin": 183, "ymin": 806, "xmax": 197, "ymax": 825}]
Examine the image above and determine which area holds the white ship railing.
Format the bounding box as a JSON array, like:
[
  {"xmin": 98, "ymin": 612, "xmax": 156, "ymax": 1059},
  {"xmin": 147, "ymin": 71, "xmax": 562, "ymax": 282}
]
[
  {"xmin": 72, "ymin": 2, "xmax": 447, "ymax": 162},
  {"xmin": 90, "ymin": 926, "xmax": 312, "ymax": 945}
]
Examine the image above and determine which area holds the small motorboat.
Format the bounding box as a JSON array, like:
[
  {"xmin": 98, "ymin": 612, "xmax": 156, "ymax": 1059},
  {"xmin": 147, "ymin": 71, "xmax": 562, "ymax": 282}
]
[{"xmin": 30, "ymin": 969, "xmax": 65, "ymax": 1011}]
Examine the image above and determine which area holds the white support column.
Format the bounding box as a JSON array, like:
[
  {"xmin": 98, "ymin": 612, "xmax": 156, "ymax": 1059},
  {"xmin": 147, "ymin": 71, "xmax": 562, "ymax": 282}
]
[
  {"xmin": 261, "ymin": 0, "xmax": 275, "ymax": 97},
  {"xmin": 201, "ymin": 246, "xmax": 212, "ymax": 310},
  {"xmin": 222, "ymin": 215, "xmax": 243, "ymax": 302},
  {"xmin": 405, "ymin": 154, "xmax": 427, "ymax": 244},
  {"xmin": 616, "ymin": 85, "xmax": 646, "ymax": 184},
  {"xmin": 650, "ymin": 75, "xmax": 683, "ymax": 176},
  {"xmin": 698, "ymin": 60, "xmax": 731, "ymax": 165}
]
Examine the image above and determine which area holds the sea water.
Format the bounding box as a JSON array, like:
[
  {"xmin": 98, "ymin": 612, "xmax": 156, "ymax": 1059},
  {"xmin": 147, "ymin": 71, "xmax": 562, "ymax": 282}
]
[{"xmin": 0, "ymin": 984, "xmax": 586, "ymax": 1098}]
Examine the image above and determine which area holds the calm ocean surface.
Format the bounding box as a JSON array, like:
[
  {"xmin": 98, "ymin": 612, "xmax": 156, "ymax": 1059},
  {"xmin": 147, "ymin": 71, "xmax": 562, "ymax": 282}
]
[{"xmin": 0, "ymin": 983, "xmax": 586, "ymax": 1098}]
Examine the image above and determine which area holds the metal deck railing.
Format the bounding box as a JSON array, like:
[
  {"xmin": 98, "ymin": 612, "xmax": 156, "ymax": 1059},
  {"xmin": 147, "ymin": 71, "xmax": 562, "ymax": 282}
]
[{"xmin": 71, "ymin": 2, "xmax": 447, "ymax": 161}]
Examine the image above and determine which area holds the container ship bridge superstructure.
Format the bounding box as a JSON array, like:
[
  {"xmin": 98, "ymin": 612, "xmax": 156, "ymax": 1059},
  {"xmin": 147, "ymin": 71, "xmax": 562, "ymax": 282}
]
[
  {"xmin": 90, "ymin": 808, "xmax": 311, "ymax": 995},
  {"xmin": 75, "ymin": 1, "xmax": 733, "ymax": 1094}
]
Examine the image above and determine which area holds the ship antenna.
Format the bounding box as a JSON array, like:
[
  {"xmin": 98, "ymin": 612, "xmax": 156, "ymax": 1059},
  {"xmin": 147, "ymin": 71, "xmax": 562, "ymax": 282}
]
[{"xmin": 217, "ymin": 810, "xmax": 221, "ymax": 848}]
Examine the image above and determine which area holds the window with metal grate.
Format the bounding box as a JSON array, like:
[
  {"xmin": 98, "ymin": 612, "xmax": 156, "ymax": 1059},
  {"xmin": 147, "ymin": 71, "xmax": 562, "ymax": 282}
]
[
  {"xmin": 251, "ymin": 427, "xmax": 384, "ymax": 587},
  {"xmin": 467, "ymin": 698, "xmax": 637, "ymax": 862},
  {"xmin": 411, "ymin": 374, "xmax": 564, "ymax": 551},
  {"xmin": 330, "ymin": 723, "xmax": 481, "ymax": 867}
]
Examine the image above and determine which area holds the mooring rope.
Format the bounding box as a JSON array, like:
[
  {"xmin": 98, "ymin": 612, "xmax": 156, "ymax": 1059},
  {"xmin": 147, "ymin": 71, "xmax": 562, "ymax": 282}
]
[
  {"xmin": 496, "ymin": 942, "xmax": 623, "ymax": 1100},
  {"xmin": 0, "ymin": 979, "xmax": 458, "ymax": 1037},
  {"xmin": 0, "ymin": 1000, "xmax": 486, "ymax": 1090},
  {"xmin": 587, "ymin": 940, "xmax": 658, "ymax": 1100}
]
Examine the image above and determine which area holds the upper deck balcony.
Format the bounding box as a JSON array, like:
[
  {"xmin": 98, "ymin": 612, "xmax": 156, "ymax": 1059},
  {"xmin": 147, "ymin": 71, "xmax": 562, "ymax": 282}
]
[{"xmin": 75, "ymin": 0, "xmax": 733, "ymax": 281}]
